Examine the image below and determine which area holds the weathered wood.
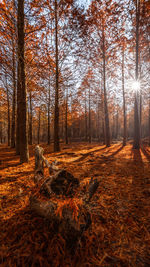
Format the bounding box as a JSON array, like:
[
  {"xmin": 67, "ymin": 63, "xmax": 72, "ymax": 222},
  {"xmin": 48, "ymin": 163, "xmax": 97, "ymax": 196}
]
[
  {"xmin": 43, "ymin": 157, "xmax": 59, "ymax": 174},
  {"xmin": 34, "ymin": 145, "xmax": 79, "ymax": 197},
  {"xmin": 88, "ymin": 177, "xmax": 99, "ymax": 202},
  {"xmin": 31, "ymin": 146, "xmax": 99, "ymax": 250},
  {"xmin": 35, "ymin": 145, "xmax": 59, "ymax": 175},
  {"xmin": 30, "ymin": 196, "xmax": 56, "ymax": 219},
  {"xmin": 29, "ymin": 195, "xmax": 91, "ymax": 250},
  {"xmin": 35, "ymin": 145, "xmax": 44, "ymax": 174},
  {"xmin": 39, "ymin": 169, "xmax": 79, "ymax": 198}
]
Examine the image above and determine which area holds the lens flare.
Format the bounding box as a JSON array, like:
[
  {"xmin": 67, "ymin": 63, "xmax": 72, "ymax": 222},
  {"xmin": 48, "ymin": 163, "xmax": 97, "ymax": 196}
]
[{"xmin": 132, "ymin": 81, "xmax": 140, "ymax": 92}]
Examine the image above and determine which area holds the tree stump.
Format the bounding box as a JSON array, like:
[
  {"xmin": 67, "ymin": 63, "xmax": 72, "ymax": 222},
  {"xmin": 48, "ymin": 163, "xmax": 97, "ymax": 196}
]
[{"xmin": 30, "ymin": 146, "xmax": 99, "ymax": 250}]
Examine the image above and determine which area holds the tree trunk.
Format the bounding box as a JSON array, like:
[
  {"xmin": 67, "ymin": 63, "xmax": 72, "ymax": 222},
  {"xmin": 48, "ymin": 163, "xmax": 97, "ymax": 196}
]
[
  {"xmin": 37, "ymin": 109, "xmax": 41, "ymax": 144},
  {"xmin": 17, "ymin": 0, "xmax": 29, "ymax": 162},
  {"xmin": 29, "ymin": 90, "xmax": 32, "ymax": 145},
  {"xmin": 96, "ymin": 101, "xmax": 100, "ymax": 141},
  {"xmin": 61, "ymin": 110, "xmax": 64, "ymax": 140},
  {"xmin": 65, "ymin": 88, "xmax": 68, "ymax": 144},
  {"xmin": 54, "ymin": 0, "xmax": 60, "ymax": 152},
  {"xmin": 139, "ymin": 64, "xmax": 142, "ymax": 139},
  {"xmin": 148, "ymin": 91, "xmax": 150, "ymax": 146},
  {"xmin": 102, "ymin": 117, "xmax": 105, "ymax": 145},
  {"xmin": 11, "ymin": 37, "xmax": 16, "ymax": 148},
  {"xmin": 6, "ymin": 75, "xmax": 11, "ymax": 146},
  {"xmin": 133, "ymin": 0, "xmax": 140, "ymax": 149},
  {"xmin": 0, "ymin": 115, "xmax": 2, "ymax": 144},
  {"xmin": 102, "ymin": 22, "xmax": 110, "ymax": 147},
  {"xmin": 122, "ymin": 48, "xmax": 127, "ymax": 146},
  {"xmin": 47, "ymin": 76, "xmax": 51, "ymax": 145},
  {"xmin": 88, "ymin": 87, "xmax": 91, "ymax": 143},
  {"xmin": 115, "ymin": 109, "xmax": 119, "ymax": 140},
  {"xmin": 16, "ymin": 59, "xmax": 20, "ymax": 155},
  {"xmin": 85, "ymin": 92, "xmax": 88, "ymax": 141}
]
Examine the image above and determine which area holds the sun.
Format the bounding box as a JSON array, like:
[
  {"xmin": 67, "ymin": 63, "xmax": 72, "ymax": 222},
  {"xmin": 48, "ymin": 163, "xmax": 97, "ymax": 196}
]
[{"xmin": 132, "ymin": 80, "xmax": 140, "ymax": 92}]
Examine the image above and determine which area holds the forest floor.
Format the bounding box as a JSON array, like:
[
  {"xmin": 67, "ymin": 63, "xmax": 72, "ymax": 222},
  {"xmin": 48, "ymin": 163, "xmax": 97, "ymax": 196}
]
[{"xmin": 0, "ymin": 142, "xmax": 150, "ymax": 267}]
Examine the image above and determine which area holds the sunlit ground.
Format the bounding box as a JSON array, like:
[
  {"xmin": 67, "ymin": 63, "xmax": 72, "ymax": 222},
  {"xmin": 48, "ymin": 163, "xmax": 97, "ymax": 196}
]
[{"xmin": 0, "ymin": 142, "xmax": 150, "ymax": 266}]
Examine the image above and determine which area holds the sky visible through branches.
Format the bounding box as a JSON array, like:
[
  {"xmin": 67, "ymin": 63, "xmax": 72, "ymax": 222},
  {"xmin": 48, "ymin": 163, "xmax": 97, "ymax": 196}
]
[{"xmin": 77, "ymin": 0, "xmax": 91, "ymax": 8}]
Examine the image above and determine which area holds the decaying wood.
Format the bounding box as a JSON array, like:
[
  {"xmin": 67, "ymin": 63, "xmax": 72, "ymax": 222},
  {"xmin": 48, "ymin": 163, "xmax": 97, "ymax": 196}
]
[
  {"xmin": 30, "ymin": 195, "xmax": 57, "ymax": 220},
  {"xmin": 34, "ymin": 145, "xmax": 60, "ymax": 186},
  {"xmin": 34, "ymin": 146, "xmax": 44, "ymax": 183},
  {"xmin": 30, "ymin": 195, "xmax": 80, "ymax": 231},
  {"xmin": 44, "ymin": 169, "xmax": 79, "ymax": 196},
  {"xmin": 88, "ymin": 177, "xmax": 99, "ymax": 202},
  {"xmin": 31, "ymin": 145, "xmax": 99, "ymax": 249},
  {"xmin": 35, "ymin": 145, "xmax": 59, "ymax": 175},
  {"xmin": 34, "ymin": 145, "xmax": 79, "ymax": 197},
  {"xmin": 30, "ymin": 195, "xmax": 91, "ymax": 250}
]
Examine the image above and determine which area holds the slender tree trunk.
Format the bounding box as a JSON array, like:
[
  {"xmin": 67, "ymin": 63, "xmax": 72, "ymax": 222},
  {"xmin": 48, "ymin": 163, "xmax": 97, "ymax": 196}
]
[
  {"xmin": 29, "ymin": 91, "xmax": 32, "ymax": 145},
  {"xmin": 38, "ymin": 109, "xmax": 41, "ymax": 144},
  {"xmin": 60, "ymin": 111, "xmax": 64, "ymax": 140},
  {"xmin": 54, "ymin": 0, "xmax": 60, "ymax": 152},
  {"xmin": 17, "ymin": 0, "xmax": 29, "ymax": 162},
  {"xmin": 16, "ymin": 59, "xmax": 20, "ymax": 154},
  {"xmin": 11, "ymin": 2, "xmax": 16, "ymax": 148},
  {"xmin": 88, "ymin": 87, "xmax": 91, "ymax": 143},
  {"xmin": 112, "ymin": 114, "xmax": 115, "ymax": 140},
  {"xmin": 115, "ymin": 109, "xmax": 119, "ymax": 140},
  {"xmin": 102, "ymin": 117, "xmax": 105, "ymax": 145},
  {"xmin": 47, "ymin": 77, "xmax": 51, "ymax": 145},
  {"xmin": 0, "ymin": 108, "xmax": 2, "ymax": 143},
  {"xmin": 11, "ymin": 39, "xmax": 16, "ymax": 148},
  {"xmin": 148, "ymin": 92, "xmax": 150, "ymax": 146},
  {"xmin": 133, "ymin": 0, "xmax": 140, "ymax": 149},
  {"xmin": 97, "ymin": 102, "xmax": 101, "ymax": 142},
  {"xmin": 70, "ymin": 94, "xmax": 73, "ymax": 142},
  {"xmin": 6, "ymin": 76, "xmax": 11, "ymax": 146},
  {"xmin": 65, "ymin": 88, "xmax": 68, "ymax": 144},
  {"xmin": 122, "ymin": 48, "xmax": 127, "ymax": 146},
  {"xmin": 139, "ymin": 64, "xmax": 142, "ymax": 139},
  {"xmin": 102, "ymin": 22, "xmax": 110, "ymax": 147},
  {"xmin": 140, "ymin": 93, "xmax": 142, "ymax": 138},
  {"xmin": 96, "ymin": 101, "xmax": 99, "ymax": 140},
  {"xmin": 0, "ymin": 113, "xmax": 2, "ymax": 144},
  {"xmin": 96, "ymin": 100, "xmax": 100, "ymax": 141},
  {"xmin": 7, "ymin": 98, "xmax": 11, "ymax": 146},
  {"xmin": 85, "ymin": 92, "xmax": 88, "ymax": 141}
]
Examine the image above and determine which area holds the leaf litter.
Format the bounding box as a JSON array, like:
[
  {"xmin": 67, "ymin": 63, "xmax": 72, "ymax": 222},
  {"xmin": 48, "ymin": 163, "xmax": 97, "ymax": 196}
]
[{"xmin": 0, "ymin": 143, "xmax": 150, "ymax": 266}]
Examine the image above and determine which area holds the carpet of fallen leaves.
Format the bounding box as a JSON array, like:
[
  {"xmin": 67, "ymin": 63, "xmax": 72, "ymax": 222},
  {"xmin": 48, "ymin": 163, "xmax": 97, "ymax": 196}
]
[{"xmin": 0, "ymin": 142, "xmax": 150, "ymax": 267}]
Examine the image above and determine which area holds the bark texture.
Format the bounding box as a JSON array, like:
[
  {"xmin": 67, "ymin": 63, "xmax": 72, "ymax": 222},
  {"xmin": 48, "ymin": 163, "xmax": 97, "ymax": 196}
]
[
  {"xmin": 30, "ymin": 146, "xmax": 100, "ymax": 250},
  {"xmin": 17, "ymin": 0, "xmax": 29, "ymax": 162},
  {"xmin": 11, "ymin": 37, "xmax": 16, "ymax": 148},
  {"xmin": 133, "ymin": 0, "xmax": 140, "ymax": 149},
  {"xmin": 122, "ymin": 47, "xmax": 127, "ymax": 146},
  {"xmin": 54, "ymin": 0, "xmax": 60, "ymax": 152},
  {"xmin": 102, "ymin": 22, "xmax": 110, "ymax": 147}
]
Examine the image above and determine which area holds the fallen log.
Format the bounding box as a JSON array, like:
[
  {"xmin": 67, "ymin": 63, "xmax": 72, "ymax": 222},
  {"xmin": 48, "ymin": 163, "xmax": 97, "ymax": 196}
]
[
  {"xmin": 30, "ymin": 146, "xmax": 99, "ymax": 251},
  {"xmin": 30, "ymin": 194, "xmax": 91, "ymax": 251}
]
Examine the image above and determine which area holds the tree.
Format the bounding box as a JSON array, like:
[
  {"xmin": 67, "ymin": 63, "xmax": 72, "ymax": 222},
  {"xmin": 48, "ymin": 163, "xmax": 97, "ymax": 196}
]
[
  {"xmin": 17, "ymin": 0, "xmax": 29, "ymax": 162},
  {"xmin": 5, "ymin": 73, "xmax": 11, "ymax": 146},
  {"xmin": 54, "ymin": 0, "xmax": 60, "ymax": 151},
  {"xmin": 101, "ymin": 17, "xmax": 110, "ymax": 146},
  {"xmin": 87, "ymin": 1, "xmax": 119, "ymax": 146},
  {"xmin": 11, "ymin": 0, "xmax": 17, "ymax": 148},
  {"xmin": 122, "ymin": 46, "xmax": 127, "ymax": 146},
  {"xmin": 28, "ymin": 90, "xmax": 33, "ymax": 145},
  {"xmin": 133, "ymin": 0, "xmax": 140, "ymax": 149}
]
